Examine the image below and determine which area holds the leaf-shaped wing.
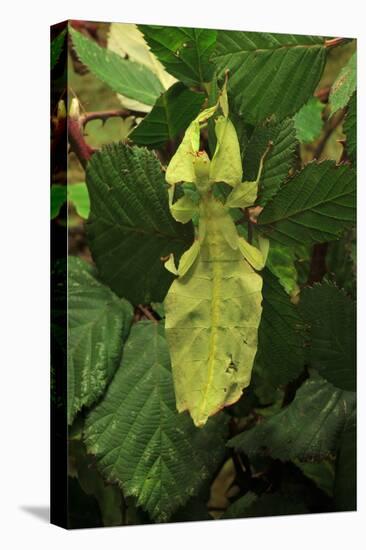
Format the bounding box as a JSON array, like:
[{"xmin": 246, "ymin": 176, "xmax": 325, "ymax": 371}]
[{"xmin": 210, "ymin": 116, "xmax": 243, "ymax": 186}]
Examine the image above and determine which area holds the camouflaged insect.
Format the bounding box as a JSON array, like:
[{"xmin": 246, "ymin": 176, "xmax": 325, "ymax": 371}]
[{"xmin": 164, "ymin": 87, "xmax": 270, "ymax": 427}]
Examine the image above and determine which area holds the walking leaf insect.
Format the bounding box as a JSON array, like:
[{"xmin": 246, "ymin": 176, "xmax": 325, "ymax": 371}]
[{"xmin": 163, "ymin": 85, "xmax": 271, "ymax": 427}]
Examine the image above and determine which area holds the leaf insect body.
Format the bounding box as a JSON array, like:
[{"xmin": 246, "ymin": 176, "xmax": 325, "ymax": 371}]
[{"xmin": 164, "ymin": 85, "xmax": 271, "ymax": 427}]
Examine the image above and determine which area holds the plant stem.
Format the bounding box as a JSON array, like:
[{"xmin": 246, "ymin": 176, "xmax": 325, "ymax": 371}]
[
  {"xmin": 138, "ymin": 305, "xmax": 158, "ymax": 323},
  {"xmin": 80, "ymin": 108, "xmax": 145, "ymax": 127},
  {"xmin": 324, "ymin": 37, "xmax": 349, "ymax": 48},
  {"xmin": 67, "ymin": 116, "xmax": 95, "ymax": 169},
  {"xmin": 313, "ymin": 108, "xmax": 345, "ymax": 160}
]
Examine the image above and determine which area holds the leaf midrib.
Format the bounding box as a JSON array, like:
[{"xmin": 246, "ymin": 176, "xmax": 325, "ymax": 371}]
[
  {"xmin": 214, "ymin": 41, "xmax": 324, "ymax": 61},
  {"xmin": 259, "ymin": 187, "xmax": 354, "ymax": 226}
]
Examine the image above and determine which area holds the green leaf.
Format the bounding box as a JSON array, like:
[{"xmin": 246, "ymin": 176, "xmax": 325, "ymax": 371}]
[
  {"xmin": 299, "ymin": 283, "xmax": 356, "ymax": 391},
  {"xmin": 84, "ymin": 321, "xmax": 228, "ymax": 522},
  {"xmin": 86, "ymin": 143, "xmax": 193, "ymax": 304},
  {"xmin": 139, "ymin": 25, "xmax": 217, "ymax": 87},
  {"xmin": 230, "ymin": 111, "xmax": 251, "ymax": 159},
  {"xmin": 228, "ymin": 375, "xmax": 356, "ymax": 462},
  {"xmin": 107, "ymin": 22, "xmax": 176, "ymax": 113},
  {"xmin": 329, "ymin": 52, "xmax": 356, "ymax": 114},
  {"xmin": 51, "ymin": 184, "xmax": 67, "ymax": 219},
  {"xmin": 243, "ymin": 118, "xmax": 297, "ymax": 206},
  {"xmin": 258, "ymin": 161, "xmax": 356, "ymax": 246},
  {"xmin": 68, "ymin": 182, "xmax": 90, "ymax": 219},
  {"xmin": 343, "ymin": 92, "xmax": 356, "ymax": 164},
  {"xmin": 222, "ymin": 492, "xmax": 257, "ymax": 519},
  {"xmin": 51, "ymin": 27, "xmax": 66, "ymax": 69},
  {"xmin": 293, "ymin": 97, "xmax": 324, "ymax": 143},
  {"xmin": 294, "ymin": 459, "xmax": 335, "ymax": 498},
  {"xmin": 326, "ymin": 231, "xmax": 356, "ymax": 298},
  {"xmin": 266, "ymin": 242, "xmax": 298, "ymax": 294},
  {"xmin": 68, "ymin": 256, "xmax": 133, "ymax": 424},
  {"xmin": 70, "ymin": 440, "xmax": 123, "ymax": 526},
  {"xmin": 256, "ymin": 269, "xmax": 304, "ymax": 386},
  {"xmin": 129, "ymin": 83, "xmax": 205, "ymax": 148},
  {"xmin": 68, "ymin": 476, "xmax": 103, "ymax": 528},
  {"xmin": 171, "ymin": 496, "xmax": 211, "ymax": 523},
  {"xmin": 70, "ymin": 27, "xmax": 164, "ymax": 106},
  {"xmin": 334, "ymin": 410, "xmax": 356, "ymax": 511},
  {"xmin": 223, "ymin": 492, "xmax": 307, "ymax": 519},
  {"xmin": 212, "ymin": 32, "xmax": 327, "ymax": 124},
  {"xmin": 51, "ymin": 183, "xmax": 90, "ymax": 219}
]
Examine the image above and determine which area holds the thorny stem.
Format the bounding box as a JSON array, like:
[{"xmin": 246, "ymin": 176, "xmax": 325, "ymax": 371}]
[
  {"xmin": 80, "ymin": 109, "xmax": 146, "ymax": 127},
  {"xmin": 67, "ymin": 108, "xmax": 145, "ymax": 168},
  {"xmin": 67, "ymin": 116, "xmax": 95, "ymax": 169}
]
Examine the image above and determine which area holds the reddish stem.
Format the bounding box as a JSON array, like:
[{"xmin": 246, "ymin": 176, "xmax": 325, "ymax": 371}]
[
  {"xmin": 81, "ymin": 109, "xmax": 145, "ymax": 127},
  {"xmin": 324, "ymin": 37, "xmax": 349, "ymax": 48},
  {"xmin": 67, "ymin": 116, "xmax": 95, "ymax": 169}
]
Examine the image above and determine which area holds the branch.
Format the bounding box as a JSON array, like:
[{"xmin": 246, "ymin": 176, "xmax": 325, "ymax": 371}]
[
  {"xmin": 67, "ymin": 102, "xmax": 146, "ymax": 169},
  {"xmin": 67, "ymin": 116, "xmax": 95, "ymax": 169},
  {"xmin": 313, "ymin": 108, "xmax": 345, "ymax": 160},
  {"xmin": 138, "ymin": 304, "xmax": 158, "ymax": 324},
  {"xmin": 80, "ymin": 108, "xmax": 146, "ymax": 127}
]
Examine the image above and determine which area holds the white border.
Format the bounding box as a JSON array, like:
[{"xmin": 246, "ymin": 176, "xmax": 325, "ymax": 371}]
[{"xmin": 1, "ymin": 1, "xmax": 364, "ymax": 549}]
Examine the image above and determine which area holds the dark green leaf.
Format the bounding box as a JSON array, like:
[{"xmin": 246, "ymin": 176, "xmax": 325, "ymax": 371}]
[
  {"xmin": 86, "ymin": 143, "xmax": 193, "ymax": 304},
  {"xmin": 258, "ymin": 161, "xmax": 356, "ymax": 246},
  {"xmin": 299, "ymin": 283, "xmax": 356, "ymax": 391},
  {"xmin": 151, "ymin": 302, "xmax": 165, "ymax": 318},
  {"xmin": 228, "ymin": 375, "xmax": 356, "ymax": 462},
  {"xmin": 334, "ymin": 410, "xmax": 356, "ymax": 511},
  {"xmin": 129, "ymin": 83, "xmax": 204, "ymax": 148},
  {"xmin": 293, "ymin": 97, "xmax": 324, "ymax": 143},
  {"xmin": 230, "ymin": 112, "xmax": 251, "ymax": 158},
  {"xmin": 329, "ymin": 52, "xmax": 356, "ymax": 114},
  {"xmin": 70, "ymin": 27, "xmax": 164, "ymax": 106},
  {"xmin": 223, "ymin": 492, "xmax": 307, "ymax": 519},
  {"xmin": 243, "ymin": 118, "xmax": 297, "ymax": 206},
  {"xmin": 256, "ymin": 269, "xmax": 305, "ymax": 386},
  {"xmin": 326, "ymin": 230, "xmax": 356, "ymax": 298},
  {"xmin": 68, "ymin": 256, "xmax": 133, "ymax": 424},
  {"xmin": 84, "ymin": 322, "xmax": 228, "ymax": 522},
  {"xmin": 294, "ymin": 459, "xmax": 335, "ymax": 497},
  {"xmin": 70, "ymin": 440, "xmax": 123, "ymax": 526},
  {"xmin": 51, "ymin": 184, "xmax": 67, "ymax": 219},
  {"xmin": 212, "ymin": 32, "xmax": 327, "ymax": 124},
  {"xmin": 51, "ymin": 28, "xmax": 66, "ymax": 69},
  {"xmin": 68, "ymin": 477, "xmax": 102, "ymax": 528},
  {"xmin": 139, "ymin": 25, "xmax": 217, "ymax": 87},
  {"xmin": 343, "ymin": 92, "xmax": 356, "ymax": 164},
  {"xmin": 170, "ymin": 485, "xmax": 212, "ymax": 523},
  {"xmin": 222, "ymin": 492, "xmax": 257, "ymax": 519}
]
